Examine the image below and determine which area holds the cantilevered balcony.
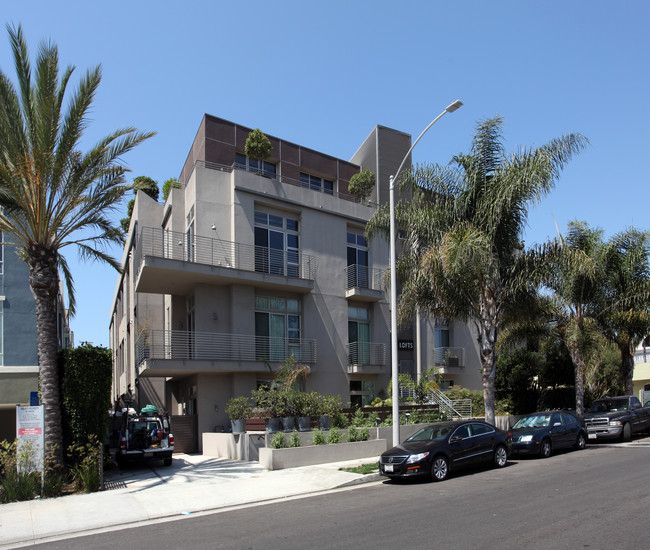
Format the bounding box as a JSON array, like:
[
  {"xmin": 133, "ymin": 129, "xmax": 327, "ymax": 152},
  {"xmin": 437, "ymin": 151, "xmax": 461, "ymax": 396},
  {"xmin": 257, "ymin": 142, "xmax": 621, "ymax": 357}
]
[
  {"xmin": 346, "ymin": 341, "xmax": 387, "ymax": 374},
  {"xmin": 344, "ymin": 264, "xmax": 386, "ymax": 302},
  {"xmin": 134, "ymin": 227, "xmax": 316, "ymax": 295},
  {"xmin": 135, "ymin": 329, "xmax": 317, "ymax": 377},
  {"xmin": 433, "ymin": 347, "xmax": 465, "ymax": 371}
]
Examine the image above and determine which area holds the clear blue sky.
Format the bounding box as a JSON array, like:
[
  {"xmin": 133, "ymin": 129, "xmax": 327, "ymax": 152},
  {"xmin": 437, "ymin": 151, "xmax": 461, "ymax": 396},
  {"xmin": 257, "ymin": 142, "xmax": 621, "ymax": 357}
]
[{"xmin": 2, "ymin": 1, "xmax": 648, "ymax": 347}]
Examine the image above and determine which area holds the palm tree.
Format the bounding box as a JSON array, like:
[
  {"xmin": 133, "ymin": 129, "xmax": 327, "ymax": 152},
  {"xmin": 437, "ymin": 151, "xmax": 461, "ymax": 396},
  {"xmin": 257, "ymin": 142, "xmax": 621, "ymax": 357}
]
[
  {"xmin": 0, "ymin": 25, "xmax": 154, "ymax": 467},
  {"xmin": 533, "ymin": 221, "xmax": 608, "ymax": 416},
  {"xmin": 600, "ymin": 228, "xmax": 650, "ymax": 395},
  {"xmin": 367, "ymin": 116, "xmax": 587, "ymax": 425}
]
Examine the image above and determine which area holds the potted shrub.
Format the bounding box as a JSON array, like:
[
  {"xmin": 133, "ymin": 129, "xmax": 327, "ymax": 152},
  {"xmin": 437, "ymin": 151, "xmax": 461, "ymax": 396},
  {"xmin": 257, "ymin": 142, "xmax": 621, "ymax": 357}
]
[
  {"xmin": 348, "ymin": 169, "xmax": 376, "ymax": 201},
  {"xmin": 318, "ymin": 394, "xmax": 343, "ymax": 430},
  {"xmin": 225, "ymin": 396, "xmax": 253, "ymax": 434},
  {"xmin": 279, "ymin": 388, "xmax": 298, "ymax": 432},
  {"xmin": 252, "ymin": 387, "xmax": 282, "ymax": 433},
  {"xmin": 295, "ymin": 391, "xmax": 316, "ymax": 432},
  {"xmin": 245, "ymin": 128, "xmax": 272, "ymax": 176}
]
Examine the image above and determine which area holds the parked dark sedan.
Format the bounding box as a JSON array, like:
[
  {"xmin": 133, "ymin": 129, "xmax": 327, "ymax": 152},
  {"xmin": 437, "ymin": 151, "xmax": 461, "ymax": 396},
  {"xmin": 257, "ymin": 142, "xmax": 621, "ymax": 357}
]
[
  {"xmin": 511, "ymin": 410, "xmax": 586, "ymax": 458},
  {"xmin": 379, "ymin": 420, "xmax": 512, "ymax": 482}
]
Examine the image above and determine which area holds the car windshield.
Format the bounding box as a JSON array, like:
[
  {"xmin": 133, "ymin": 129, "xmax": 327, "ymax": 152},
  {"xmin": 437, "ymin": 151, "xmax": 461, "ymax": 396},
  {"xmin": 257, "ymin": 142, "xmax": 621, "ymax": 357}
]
[
  {"xmin": 589, "ymin": 400, "xmax": 628, "ymax": 413},
  {"xmin": 513, "ymin": 414, "xmax": 551, "ymax": 429},
  {"xmin": 406, "ymin": 425, "xmax": 452, "ymax": 441}
]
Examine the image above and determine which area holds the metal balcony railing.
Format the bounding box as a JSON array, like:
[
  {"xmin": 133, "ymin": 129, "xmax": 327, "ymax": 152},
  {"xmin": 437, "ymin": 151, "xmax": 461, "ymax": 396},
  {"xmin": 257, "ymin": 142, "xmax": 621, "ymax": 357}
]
[
  {"xmin": 344, "ymin": 264, "xmax": 386, "ymax": 292},
  {"xmin": 181, "ymin": 159, "xmax": 378, "ymax": 208},
  {"xmin": 432, "ymin": 347, "xmax": 465, "ymax": 368},
  {"xmin": 135, "ymin": 329, "xmax": 317, "ymax": 365},
  {"xmin": 346, "ymin": 341, "xmax": 386, "ymax": 367},
  {"xmin": 134, "ymin": 227, "xmax": 317, "ymax": 281}
]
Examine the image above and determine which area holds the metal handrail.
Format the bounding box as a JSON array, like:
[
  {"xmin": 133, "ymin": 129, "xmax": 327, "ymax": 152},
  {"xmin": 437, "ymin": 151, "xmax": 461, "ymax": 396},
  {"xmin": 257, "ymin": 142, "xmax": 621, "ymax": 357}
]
[
  {"xmin": 344, "ymin": 264, "xmax": 386, "ymax": 292},
  {"xmin": 398, "ymin": 386, "xmax": 472, "ymax": 419},
  {"xmin": 134, "ymin": 226, "xmax": 317, "ymax": 281},
  {"xmin": 135, "ymin": 329, "xmax": 317, "ymax": 365},
  {"xmin": 182, "ymin": 159, "xmax": 378, "ymax": 208},
  {"xmin": 345, "ymin": 341, "xmax": 387, "ymax": 367}
]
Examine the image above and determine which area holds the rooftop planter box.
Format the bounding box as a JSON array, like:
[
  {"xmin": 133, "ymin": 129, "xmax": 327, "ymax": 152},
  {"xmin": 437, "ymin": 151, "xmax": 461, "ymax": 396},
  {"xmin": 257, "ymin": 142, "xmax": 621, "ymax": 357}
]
[{"xmin": 259, "ymin": 439, "xmax": 387, "ymax": 470}]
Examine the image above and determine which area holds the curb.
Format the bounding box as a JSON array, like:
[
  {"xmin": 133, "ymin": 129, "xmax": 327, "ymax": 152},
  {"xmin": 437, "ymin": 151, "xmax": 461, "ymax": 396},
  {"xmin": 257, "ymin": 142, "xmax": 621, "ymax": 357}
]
[{"xmin": 335, "ymin": 472, "xmax": 383, "ymax": 488}]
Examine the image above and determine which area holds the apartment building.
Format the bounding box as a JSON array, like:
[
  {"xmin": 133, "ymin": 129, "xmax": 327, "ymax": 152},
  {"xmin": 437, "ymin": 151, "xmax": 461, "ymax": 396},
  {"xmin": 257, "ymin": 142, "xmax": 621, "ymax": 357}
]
[
  {"xmin": 0, "ymin": 230, "xmax": 73, "ymax": 440},
  {"xmin": 110, "ymin": 115, "xmax": 481, "ymax": 449}
]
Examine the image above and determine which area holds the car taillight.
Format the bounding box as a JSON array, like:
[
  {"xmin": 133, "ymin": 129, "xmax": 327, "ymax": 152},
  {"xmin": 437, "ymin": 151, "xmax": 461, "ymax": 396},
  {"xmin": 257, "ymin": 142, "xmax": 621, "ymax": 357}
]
[
  {"xmin": 169, "ymin": 434, "xmax": 174, "ymax": 446},
  {"xmin": 120, "ymin": 438, "xmax": 126, "ymax": 451}
]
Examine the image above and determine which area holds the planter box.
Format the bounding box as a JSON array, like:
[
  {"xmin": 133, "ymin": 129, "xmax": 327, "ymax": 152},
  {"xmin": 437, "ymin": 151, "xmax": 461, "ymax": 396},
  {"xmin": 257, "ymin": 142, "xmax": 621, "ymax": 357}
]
[{"xmin": 259, "ymin": 439, "xmax": 387, "ymax": 470}]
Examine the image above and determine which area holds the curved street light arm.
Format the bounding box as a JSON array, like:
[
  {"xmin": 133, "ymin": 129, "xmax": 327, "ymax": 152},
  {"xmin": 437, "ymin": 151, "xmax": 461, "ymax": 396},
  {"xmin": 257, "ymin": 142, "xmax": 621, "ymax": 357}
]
[{"xmin": 388, "ymin": 99, "xmax": 463, "ymax": 448}]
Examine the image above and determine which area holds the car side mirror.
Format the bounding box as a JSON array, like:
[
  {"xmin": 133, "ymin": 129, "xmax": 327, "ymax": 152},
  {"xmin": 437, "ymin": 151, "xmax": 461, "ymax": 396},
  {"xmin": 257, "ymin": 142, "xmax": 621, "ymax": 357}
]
[
  {"xmin": 449, "ymin": 435, "xmax": 462, "ymax": 443},
  {"xmin": 553, "ymin": 422, "xmax": 561, "ymax": 427}
]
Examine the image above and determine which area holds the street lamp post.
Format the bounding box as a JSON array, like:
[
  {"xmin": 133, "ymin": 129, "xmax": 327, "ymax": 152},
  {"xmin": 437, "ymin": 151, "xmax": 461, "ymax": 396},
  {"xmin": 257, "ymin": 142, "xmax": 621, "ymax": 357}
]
[{"xmin": 389, "ymin": 99, "xmax": 463, "ymax": 447}]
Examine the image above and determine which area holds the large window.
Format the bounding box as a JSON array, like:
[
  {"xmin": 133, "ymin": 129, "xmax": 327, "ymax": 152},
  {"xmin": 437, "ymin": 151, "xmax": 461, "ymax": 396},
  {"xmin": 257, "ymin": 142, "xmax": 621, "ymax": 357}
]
[
  {"xmin": 236, "ymin": 153, "xmax": 276, "ymax": 179},
  {"xmin": 254, "ymin": 210, "xmax": 300, "ymax": 277},
  {"xmin": 348, "ymin": 305, "xmax": 370, "ymax": 365},
  {"xmin": 255, "ymin": 295, "xmax": 301, "ymax": 360},
  {"xmin": 434, "ymin": 317, "xmax": 449, "ymax": 348},
  {"xmin": 347, "ymin": 230, "xmax": 368, "ymax": 288},
  {"xmin": 300, "ymin": 172, "xmax": 333, "ymax": 195},
  {"xmin": 350, "ymin": 380, "xmax": 374, "ymax": 407}
]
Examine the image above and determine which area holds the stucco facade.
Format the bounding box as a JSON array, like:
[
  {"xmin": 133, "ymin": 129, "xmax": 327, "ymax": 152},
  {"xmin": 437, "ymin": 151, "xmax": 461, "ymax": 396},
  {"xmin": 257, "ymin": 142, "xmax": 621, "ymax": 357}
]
[{"xmin": 110, "ymin": 115, "xmax": 483, "ymax": 449}]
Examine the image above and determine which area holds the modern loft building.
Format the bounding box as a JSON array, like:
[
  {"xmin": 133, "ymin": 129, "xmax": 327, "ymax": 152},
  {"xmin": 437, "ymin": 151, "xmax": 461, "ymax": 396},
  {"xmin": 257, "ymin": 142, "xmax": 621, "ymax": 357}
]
[
  {"xmin": 110, "ymin": 114, "xmax": 482, "ymax": 450},
  {"xmin": 0, "ymin": 231, "xmax": 73, "ymax": 441}
]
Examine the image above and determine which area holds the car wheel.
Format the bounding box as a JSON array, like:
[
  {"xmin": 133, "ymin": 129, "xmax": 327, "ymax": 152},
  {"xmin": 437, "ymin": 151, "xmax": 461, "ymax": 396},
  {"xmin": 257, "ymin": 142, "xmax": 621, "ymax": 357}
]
[
  {"xmin": 540, "ymin": 438, "xmax": 552, "ymax": 458},
  {"xmin": 493, "ymin": 445, "xmax": 508, "ymax": 468},
  {"xmin": 575, "ymin": 432, "xmax": 586, "ymax": 450},
  {"xmin": 431, "ymin": 455, "xmax": 449, "ymax": 482},
  {"xmin": 622, "ymin": 423, "xmax": 632, "ymax": 442}
]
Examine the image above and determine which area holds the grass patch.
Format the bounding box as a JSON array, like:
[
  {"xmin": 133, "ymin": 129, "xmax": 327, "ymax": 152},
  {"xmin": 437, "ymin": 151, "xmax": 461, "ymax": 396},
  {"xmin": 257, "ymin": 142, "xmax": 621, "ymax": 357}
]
[{"xmin": 339, "ymin": 462, "xmax": 379, "ymax": 475}]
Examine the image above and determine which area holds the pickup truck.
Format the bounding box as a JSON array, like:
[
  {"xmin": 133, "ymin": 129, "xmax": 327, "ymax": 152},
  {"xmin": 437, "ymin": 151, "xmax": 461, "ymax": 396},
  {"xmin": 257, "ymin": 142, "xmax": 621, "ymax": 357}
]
[
  {"xmin": 583, "ymin": 396, "xmax": 650, "ymax": 442},
  {"xmin": 116, "ymin": 410, "xmax": 174, "ymax": 467}
]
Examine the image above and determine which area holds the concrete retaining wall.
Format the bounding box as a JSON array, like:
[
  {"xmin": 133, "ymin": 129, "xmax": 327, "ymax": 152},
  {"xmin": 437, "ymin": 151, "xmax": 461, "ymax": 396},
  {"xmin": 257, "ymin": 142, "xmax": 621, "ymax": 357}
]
[{"xmin": 259, "ymin": 439, "xmax": 387, "ymax": 470}]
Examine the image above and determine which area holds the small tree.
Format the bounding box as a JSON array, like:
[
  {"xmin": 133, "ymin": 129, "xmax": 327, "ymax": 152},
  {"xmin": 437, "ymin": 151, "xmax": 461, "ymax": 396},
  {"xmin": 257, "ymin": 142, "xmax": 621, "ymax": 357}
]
[
  {"xmin": 245, "ymin": 128, "xmax": 272, "ymax": 172},
  {"xmin": 348, "ymin": 169, "xmax": 376, "ymax": 199},
  {"xmin": 60, "ymin": 344, "xmax": 113, "ymax": 450},
  {"xmin": 121, "ymin": 176, "xmax": 160, "ymax": 232},
  {"xmin": 162, "ymin": 178, "xmax": 182, "ymax": 201}
]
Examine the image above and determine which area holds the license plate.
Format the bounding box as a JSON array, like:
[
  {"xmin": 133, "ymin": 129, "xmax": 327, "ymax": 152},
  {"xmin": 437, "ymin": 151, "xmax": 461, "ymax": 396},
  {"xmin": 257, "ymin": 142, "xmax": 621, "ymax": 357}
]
[
  {"xmin": 588, "ymin": 434, "xmax": 597, "ymax": 440},
  {"xmin": 144, "ymin": 452, "xmax": 153, "ymax": 458},
  {"xmin": 384, "ymin": 463, "xmax": 394, "ymax": 472}
]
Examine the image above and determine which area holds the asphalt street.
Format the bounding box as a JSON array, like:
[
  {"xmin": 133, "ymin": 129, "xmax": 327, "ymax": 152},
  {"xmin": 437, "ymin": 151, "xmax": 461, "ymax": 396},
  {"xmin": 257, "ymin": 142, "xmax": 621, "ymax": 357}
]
[{"xmin": 27, "ymin": 443, "xmax": 650, "ymax": 550}]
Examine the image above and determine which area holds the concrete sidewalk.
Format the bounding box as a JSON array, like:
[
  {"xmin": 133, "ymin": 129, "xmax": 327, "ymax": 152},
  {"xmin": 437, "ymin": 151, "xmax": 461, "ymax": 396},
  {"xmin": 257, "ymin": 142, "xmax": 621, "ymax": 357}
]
[{"xmin": 0, "ymin": 454, "xmax": 382, "ymax": 549}]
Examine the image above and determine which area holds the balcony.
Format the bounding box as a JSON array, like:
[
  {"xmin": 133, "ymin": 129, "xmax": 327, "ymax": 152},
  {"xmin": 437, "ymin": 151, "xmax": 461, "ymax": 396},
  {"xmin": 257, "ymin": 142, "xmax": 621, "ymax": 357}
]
[
  {"xmin": 346, "ymin": 341, "xmax": 387, "ymax": 374},
  {"xmin": 183, "ymin": 159, "xmax": 378, "ymax": 208},
  {"xmin": 344, "ymin": 264, "xmax": 386, "ymax": 302},
  {"xmin": 134, "ymin": 227, "xmax": 316, "ymax": 295},
  {"xmin": 433, "ymin": 347, "xmax": 465, "ymax": 371},
  {"xmin": 135, "ymin": 329, "xmax": 317, "ymax": 377}
]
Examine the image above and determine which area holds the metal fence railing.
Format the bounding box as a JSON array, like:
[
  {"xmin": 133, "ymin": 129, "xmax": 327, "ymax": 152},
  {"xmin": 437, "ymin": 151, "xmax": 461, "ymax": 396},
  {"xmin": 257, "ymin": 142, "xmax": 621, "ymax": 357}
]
[
  {"xmin": 344, "ymin": 264, "xmax": 386, "ymax": 292},
  {"xmin": 432, "ymin": 347, "xmax": 465, "ymax": 368},
  {"xmin": 134, "ymin": 226, "xmax": 317, "ymax": 281},
  {"xmin": 345, "ymin": 341, "xmax": 387, "ymax": 367},
  {"xmin": 135, "ymin": 329, "xmax": 317, "ymax": 365}
]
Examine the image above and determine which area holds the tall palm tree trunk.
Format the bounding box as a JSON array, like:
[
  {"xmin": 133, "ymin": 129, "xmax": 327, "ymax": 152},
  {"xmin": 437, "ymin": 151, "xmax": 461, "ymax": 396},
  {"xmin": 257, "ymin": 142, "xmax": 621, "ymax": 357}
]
[
  {"xmin": 568, "ymin": 347, "xmax": 586, "ymax": 418},
  {"xmin": 620, "ymin": 343, "xmax": 635, "ymax": 396},
  {"xmin": 28, "ymin": 245, "xmax": 64, "ymax": 468},
  {"xmin": 478, "ymin": 292, "xmax": 498, "ymax": 425}
]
